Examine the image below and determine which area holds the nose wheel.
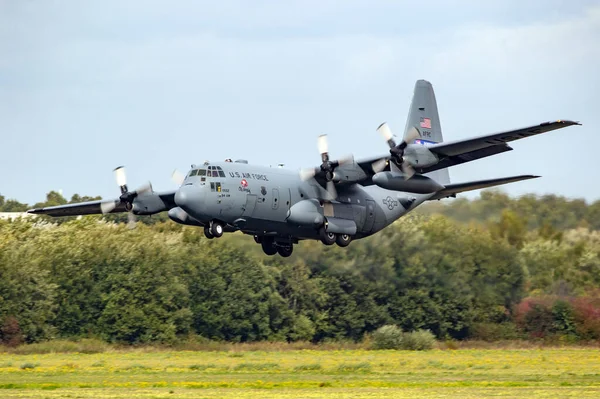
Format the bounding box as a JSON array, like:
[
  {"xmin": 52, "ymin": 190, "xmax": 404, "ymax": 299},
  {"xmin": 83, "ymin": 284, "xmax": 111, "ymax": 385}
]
[{"xmin": 204, "ymin": 221, "xmax": 224, "ymax": 239}]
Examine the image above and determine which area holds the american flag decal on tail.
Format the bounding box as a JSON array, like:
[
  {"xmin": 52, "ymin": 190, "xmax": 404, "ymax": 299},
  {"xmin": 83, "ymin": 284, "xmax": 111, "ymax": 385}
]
[{"xmin": 420, "ymin": 117, "xmax": 431, "ymax": 129}]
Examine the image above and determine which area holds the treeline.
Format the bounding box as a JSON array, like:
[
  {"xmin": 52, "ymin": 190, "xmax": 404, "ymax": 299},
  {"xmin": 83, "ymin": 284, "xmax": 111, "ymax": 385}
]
[
  {"xmin": 418, "ymin": 190, "xmax": 600, "ymax": 231},
  {"xmin": 1, "ymin": 198, "xmax": 599, "ymax": 345}
]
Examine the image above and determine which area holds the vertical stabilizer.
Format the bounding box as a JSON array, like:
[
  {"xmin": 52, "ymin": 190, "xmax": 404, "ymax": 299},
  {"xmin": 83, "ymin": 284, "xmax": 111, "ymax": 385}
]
[{"xmin": 404, "ymin": 80, "xmax": 450, "ymax": 185}]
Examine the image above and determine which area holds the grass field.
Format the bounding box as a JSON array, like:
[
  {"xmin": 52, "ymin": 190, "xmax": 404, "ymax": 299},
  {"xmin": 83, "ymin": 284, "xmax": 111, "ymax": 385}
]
[{"xmin": 0, "ymin": 348, "xmax": 599, "ymax": 398}]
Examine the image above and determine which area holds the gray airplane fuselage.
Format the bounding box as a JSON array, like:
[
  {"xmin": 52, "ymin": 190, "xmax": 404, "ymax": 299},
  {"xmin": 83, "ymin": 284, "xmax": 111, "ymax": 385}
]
[{"xmin": 172, "ymin": 160, "xmax": 428, "ymax": 242}]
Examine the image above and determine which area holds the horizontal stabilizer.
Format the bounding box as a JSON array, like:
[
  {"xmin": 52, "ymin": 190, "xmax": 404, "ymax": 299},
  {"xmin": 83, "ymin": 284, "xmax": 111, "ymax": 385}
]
[{"xmin": 429, "ymin": 175, "xmax": 539, "ymax": 200}]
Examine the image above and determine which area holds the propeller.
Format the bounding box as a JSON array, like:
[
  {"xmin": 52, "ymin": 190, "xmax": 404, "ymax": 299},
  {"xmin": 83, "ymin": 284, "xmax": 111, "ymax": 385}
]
[
  {"xmin": 377, "ymin": 123, "xmax": 420, "ymax": 179},
  {"xmin": 171, "ymin": 169, "xmax": 186, "ymax": 186},
  {"xmin": 299, "ymin": 134, "xmax": 352, "ymax": 200},
  {"xmin": 100, "ymin": 166, "xmax": 152, "ymax": 229}
]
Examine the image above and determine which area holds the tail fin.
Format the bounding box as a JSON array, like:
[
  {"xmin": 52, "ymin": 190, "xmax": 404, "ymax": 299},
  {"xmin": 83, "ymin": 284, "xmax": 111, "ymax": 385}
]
[{"xmin": 404, "ymin": 80, "xmax": 450, "ymax": 185}]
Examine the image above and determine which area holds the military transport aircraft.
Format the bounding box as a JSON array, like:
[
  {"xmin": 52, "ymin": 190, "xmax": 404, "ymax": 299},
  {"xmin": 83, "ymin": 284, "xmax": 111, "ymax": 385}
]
[{"xmin": 28, "ymin": 80, "xmax": 580, "ymax": 257}]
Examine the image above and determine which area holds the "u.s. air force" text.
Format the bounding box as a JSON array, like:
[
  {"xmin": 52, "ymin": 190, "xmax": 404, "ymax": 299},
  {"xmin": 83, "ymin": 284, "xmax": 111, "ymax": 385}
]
[{"xmin": 229, "ymin": 172, "xmax": 269, "ymax": 181}]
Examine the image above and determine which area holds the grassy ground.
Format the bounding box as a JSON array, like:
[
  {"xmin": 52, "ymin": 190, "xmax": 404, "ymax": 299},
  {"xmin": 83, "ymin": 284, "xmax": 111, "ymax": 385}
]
[{"xmin": 0, "ymin": 348, "xmax": 599, "ymax": 398}]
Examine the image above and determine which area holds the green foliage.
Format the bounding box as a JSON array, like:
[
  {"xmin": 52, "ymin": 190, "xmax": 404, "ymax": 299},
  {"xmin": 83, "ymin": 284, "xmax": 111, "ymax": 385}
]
[
  {"xmin": 469, "ymin": 323, "xmax": 521, "ymax": 341},
  {"xmin": 293, "ymin": 363, "xmax": 322, "ymax": 371},
  {"xmin": 418, "ymin": 190, "xmax": 599, "ymax": 231},
  {"xmin": 400, "ymin": 330, "xmax": 436, "ymax": 350},
  {"xmin": 10, "ymin": 339, "xmax": 107, "ymax": 355},
  {"xmin": 336, "ymin": 362, "xmax": 372, "ymax": 372},
  {"xmin": 371, "ymin": 326, "xmax": 435, "ymax": 350},
  {"xmin": 372, "ymin": 325, "xmax": 404, "ymax": 349},
  {"xmin": 0, "ymin": 187, "xmax": 599, "ymax": 346},
  {"xmin": 19, "ymin": 362, "xmax": 38, "ymax": 370}
]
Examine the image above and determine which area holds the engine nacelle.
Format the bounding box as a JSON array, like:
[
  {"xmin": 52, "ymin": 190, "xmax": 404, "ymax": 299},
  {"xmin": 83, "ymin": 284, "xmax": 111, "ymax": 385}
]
[
  {"xmin": 168, "ymin": 207, "xmax": 204, "ymax": 226},
  {"xmin": 404, "ymin": 145, "xmax": 439, "ymax": 168},
  {"xmin": 372, "ymin": 172, "xmax": 444, "ymax": 194},
  {"xmin": 132, "ymin": 194, "xmax": 169, "ymax": 215},
  {"xmin": 286, "ymin": 199, "xmax": 324, "ymax": 226}
]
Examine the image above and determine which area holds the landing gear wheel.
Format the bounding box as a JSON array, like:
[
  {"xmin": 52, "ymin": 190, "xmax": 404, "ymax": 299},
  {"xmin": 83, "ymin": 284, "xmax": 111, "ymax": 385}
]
[
  {"xmin": 319, "ymin": 227, "xmax": 336, "ymax": 246},
  {"xmin": 261, "ymin": 239, "xmax": 277, "ymax": 256},
  {"xmin": 336, "ymin": 234, "xmax": 352, "ymax": 247},
  {"xmin": 203, "ymin": 226, "xmax": 214, "ymax": 239},
  {"xmin": 210, "ymin": 222, "xmax": 224, "ymax": 238},
  {"xmin": 277, "ymin": 245, "xmax": 293, "ymax": 258}
]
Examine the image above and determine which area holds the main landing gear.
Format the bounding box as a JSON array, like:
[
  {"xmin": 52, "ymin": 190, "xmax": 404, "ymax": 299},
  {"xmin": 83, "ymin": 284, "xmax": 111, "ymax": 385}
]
[
  {"xmin": 319, "ymin": 227, "xmax": 353, "ymax": 247},
  {"xmin": 203, "ymin": 221, "xmax": 224, "ymax": 239},
  {"xmin": 256, "ymin": 236, "xmax": 294, "ymax": 257}
]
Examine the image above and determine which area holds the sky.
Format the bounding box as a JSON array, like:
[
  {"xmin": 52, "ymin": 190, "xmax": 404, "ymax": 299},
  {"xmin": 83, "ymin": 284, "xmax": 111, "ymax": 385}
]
[{"xmin": 1, "ymin": 0, "xmax": 599, "ymax": 205}]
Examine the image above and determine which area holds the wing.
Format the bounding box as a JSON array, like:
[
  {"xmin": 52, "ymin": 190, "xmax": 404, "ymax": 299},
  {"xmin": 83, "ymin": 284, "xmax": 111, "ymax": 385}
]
[
  {"xmin": 28, "ymin": 191, "xmax": 176, "ymax": 217},
  {"xmin": 28, "ymin": 200, "xmax": 127, "ymax": 217},
  {"xmin": 428, "ymin": 175, "xmax": 539, "ymax": 200},
  {"xmin": 419, "ymin": 120, "xmax": 580, "ymax": 173},
  {"xmin": 356, "ymin": 120, "xmax": 579, "ymax": 178}
]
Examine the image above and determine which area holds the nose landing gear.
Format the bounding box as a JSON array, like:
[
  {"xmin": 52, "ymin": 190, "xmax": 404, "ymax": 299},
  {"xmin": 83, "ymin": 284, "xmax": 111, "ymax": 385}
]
[{"xmin": 204, "ymin": 220, "xmax": 224, "ymax": 239}]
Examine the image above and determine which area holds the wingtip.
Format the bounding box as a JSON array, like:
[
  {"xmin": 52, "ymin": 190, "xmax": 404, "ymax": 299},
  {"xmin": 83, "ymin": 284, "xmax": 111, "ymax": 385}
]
[{"xmin": 558, "ymin": 119, "xmax": 582, "ymax": 126}]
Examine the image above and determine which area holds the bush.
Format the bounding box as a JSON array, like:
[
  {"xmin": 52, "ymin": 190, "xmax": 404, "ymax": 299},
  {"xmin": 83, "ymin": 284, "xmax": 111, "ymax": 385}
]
[
  {"xmin": 371, "ymin": 325, "xmax": 403, "ymax": 349},
  {"xmin": 401, "ymin": 330, "xmax": 436, "ymax": 351},
  {"xmin": 524, "ymin": 304, "xmax": 554, "ymax": 338},
  {"xmin": 19, "ymin": 362, "xmax": 38, "ymax": 370},
  {"xmin": 0, "ymin": 316, "xmax": 23, "ymax": 347},
  {"xmin": 371, "ymin": 326, "xmax": 436, "ymax": 350},
  {"xmin": 11, "ymin": 339, "xmax": 107, "ymax": 355},
  {"xmin": 469, "ymin": 322, "xmax": 522, "ymax": 341}
]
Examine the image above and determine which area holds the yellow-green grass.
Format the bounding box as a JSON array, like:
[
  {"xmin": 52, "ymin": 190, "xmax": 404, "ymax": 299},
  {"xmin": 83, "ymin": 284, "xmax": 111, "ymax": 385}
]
[{"xmin": 0, "ymin": 348, "xmax": 599, "ymax": 398}]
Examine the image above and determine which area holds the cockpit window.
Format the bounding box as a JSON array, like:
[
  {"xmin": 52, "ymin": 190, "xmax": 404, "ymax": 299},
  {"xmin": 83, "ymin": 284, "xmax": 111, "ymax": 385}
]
[
  {"xmin": 198, "ymin": 169, "xmax": 206, "ymax": 176},
  {"xmin": 189, "ymin": 169, "xmax": 198, "ymax": 177},
  {"xmin": 216, "ymin": 167, "xmax": 226, "ymax": 177}
]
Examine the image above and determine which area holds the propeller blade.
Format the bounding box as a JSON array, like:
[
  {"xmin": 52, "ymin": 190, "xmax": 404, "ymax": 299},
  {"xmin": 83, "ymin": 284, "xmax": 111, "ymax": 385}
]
[
  {"xmin": 127, "ymin": 212, "xmax": 137, "ymax": 229},
  {"xmin": 371, "ymin": 158, "xmax": 388, "ymax": 173},
  {"xmin": 377, "ymin": 122, "xmax": 396, "ymax": 147},
  {"xmin": 337, "ymin": 154, "xmax": 354, "ymax": 165},
  {"xmin": 100, "ymin": 200, "xmax": 117, "ymax": 214},
  {"xmin": 317, "ymin": 134, "xmax": 328, "ymax": 155},
  {"xmin": 402, "ymin": 161, "xmax": 415, "ymax": 180},
  {"xmin": 114, "ymin": 166, "xmax": 127, "ymax": 187},
  {"xmin": 135, "ymin": 182, "xmax": 153, "ymax": 195},
  {"xmin": 326, "ymin": 180, "xmax": 337, "ymax": 201},
  {"xmin": 403, "ymin": 126, "xmax": 420, "ymax": 145},
  {"xmin": 299, "ymin": 167, "xmax": 317, "ymax": 181},
  {"xmin": 171, "ymin": 169, "xmax": 185, "ymax": 186}
]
